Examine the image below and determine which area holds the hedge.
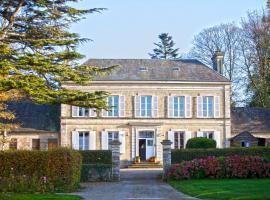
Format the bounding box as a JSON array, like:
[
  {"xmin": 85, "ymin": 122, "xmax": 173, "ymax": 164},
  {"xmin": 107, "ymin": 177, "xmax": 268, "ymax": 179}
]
[
  {"xmin": 172, "ymin": 147, "xmax": 270, "ymax": 164},
  {"xmin": 78, "ymin": 150, "xmax": 112, "ymax": 182},
  {"xmin": 167, "ymin": 155, "xmax": 270, "ymax": 180},
  {"xmin": 0, "ymin": 148, "xmax": 81, "ymax": 192},
  {"xmin": 186, "ymin": 137, "xmax": 216, "ymax": 149}
]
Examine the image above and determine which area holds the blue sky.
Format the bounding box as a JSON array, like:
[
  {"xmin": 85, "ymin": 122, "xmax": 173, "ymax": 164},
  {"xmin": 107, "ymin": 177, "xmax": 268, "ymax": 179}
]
[{"xmin": 71, "ymin": 0, "xmax": 267, "ymax": 60}]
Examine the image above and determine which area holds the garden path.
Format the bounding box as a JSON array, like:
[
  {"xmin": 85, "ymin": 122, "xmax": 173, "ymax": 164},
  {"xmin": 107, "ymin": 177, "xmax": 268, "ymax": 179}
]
[{"xmin": 73, "ymin": 168, "xmax": 198, "ymax": 200}]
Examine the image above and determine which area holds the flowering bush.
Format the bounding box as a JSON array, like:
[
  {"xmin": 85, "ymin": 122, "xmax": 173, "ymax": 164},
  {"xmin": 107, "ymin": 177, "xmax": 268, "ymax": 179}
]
[{"xmin": 167, "ymin": 155, "xmax": 270, "ymax": 180}]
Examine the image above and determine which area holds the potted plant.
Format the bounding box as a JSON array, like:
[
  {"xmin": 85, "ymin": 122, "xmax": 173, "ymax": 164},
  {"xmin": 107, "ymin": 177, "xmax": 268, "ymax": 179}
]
[
  {"xmin": 148, "ymin": 156, "xmax": 157, "ymax": 163},
  {"xmin": 135, "ymin": 156, "xmax": 140, "ymax": 163}
]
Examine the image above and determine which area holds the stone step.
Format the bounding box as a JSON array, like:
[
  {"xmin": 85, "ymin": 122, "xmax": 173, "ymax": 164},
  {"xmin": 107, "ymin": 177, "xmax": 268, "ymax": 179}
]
[{"xmin": 128, "ymin": 162, "xmax": 163, "ymax": 168}]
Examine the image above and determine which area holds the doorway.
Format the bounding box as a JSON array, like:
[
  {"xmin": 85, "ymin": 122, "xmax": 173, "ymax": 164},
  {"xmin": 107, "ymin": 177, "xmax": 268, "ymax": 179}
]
[{"xmin": 138, "ymin": 131, "xmax": 155, "ymax": 161}]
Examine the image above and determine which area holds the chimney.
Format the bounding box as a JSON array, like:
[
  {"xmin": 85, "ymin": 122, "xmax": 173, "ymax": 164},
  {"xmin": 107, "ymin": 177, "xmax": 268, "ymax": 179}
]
[{"xmin": 212, "ymin": 50, "xmax": 224, "ymax": 75}]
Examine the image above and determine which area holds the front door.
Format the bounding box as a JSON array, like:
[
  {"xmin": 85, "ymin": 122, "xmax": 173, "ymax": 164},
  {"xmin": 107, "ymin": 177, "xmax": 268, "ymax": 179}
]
[
  {"xmin": 138, "ymin": 131, "xmax": 155, "ymax": 161},
  {"xmin": 139, "ymin": 139, "xmax": 146, "ymax": 160}
]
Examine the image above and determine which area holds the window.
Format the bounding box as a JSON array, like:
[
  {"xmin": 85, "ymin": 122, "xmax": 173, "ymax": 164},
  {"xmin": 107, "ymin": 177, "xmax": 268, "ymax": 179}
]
[
  {"xmin": 140, "ymin": 96, "xmax": 152, "ymax": 117},
  {"xmin": 173, "ymin": 96, "xmax": 185, "ymax": 117},
  {"xmin": 79, "ymin": 132, "xmax": 89, "ymax": 150},
  {"xmin": 9, "ymin": 138, "xmax": 17, "ymax": 150},
  {"xmin": 241, "ymin": 141, "xmax": 250, "ymax": 147},
  {"xmin": 174, "ymin": 132, "xmax": 184, "ymax": 149},
  {"xmin": 78, "ymin": 107, "xmax": 89, "ymax": 117},
  {"xmin": 203, "ymin": 131, "xmax": 214, "ymax": 139},
  {"xmin": 139, "ymin": 66, "xmax": 148, "ymax": 71},
  {"xmin": 108, "ymin": 131, "xmax": 119, "ymax": 150},
  {"xmin": 32, "ymin": 139, "xmax": 40, "ymax": 150},
  {"xmin": 139, "ymin": 131, "xmax": 154, "ymax": 138},
  {"xmin": 202, "ymin": 96, "xmax": 214, "ymax": 117},
  {"xmin": 108, "ymin": 96, "xmax": 119, "ymax": 117}
]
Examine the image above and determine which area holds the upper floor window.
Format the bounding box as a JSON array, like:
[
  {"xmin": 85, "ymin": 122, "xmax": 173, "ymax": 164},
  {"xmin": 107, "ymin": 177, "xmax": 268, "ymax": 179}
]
[
  {"xmin": 140, "ymin": 96, "xmax": 152, "ymax": 117},
  {"xmin": 203, "ymin": 96, "xmax": 214, "ymax": 118},
  {"xmin": 197, "ymin": 96, "xmax": 220, "ymax": 118},
  {"xmin": 108, "ymin": 96, "xmax": 119, "ymax": 117},
  {"xmin": 72, "ymin": 106, "xmax": 96, "ymax": 117},
  {"xmin": 79, "ymin": 131, "xmax": 89, "ymax": 150},
  {"xmin": 173, "ymin": 96, "xmax": 185, "ymax": 117}
]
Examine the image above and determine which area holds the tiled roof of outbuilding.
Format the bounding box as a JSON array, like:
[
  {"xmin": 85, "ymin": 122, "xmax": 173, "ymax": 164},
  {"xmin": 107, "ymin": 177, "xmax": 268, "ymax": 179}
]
[{"xmin": 83, "ymin": 59, "xmax": 230, "ymax": 82}]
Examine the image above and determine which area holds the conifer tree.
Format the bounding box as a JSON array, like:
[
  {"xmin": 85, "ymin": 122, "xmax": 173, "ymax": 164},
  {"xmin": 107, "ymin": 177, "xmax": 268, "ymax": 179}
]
[
  {"xmin": 0, "ymin": 0, "xmax": 114, "ymax": 110},
  {"xmin": 149, "ymin": 33, "xmax": 179, "ymax": 59}
]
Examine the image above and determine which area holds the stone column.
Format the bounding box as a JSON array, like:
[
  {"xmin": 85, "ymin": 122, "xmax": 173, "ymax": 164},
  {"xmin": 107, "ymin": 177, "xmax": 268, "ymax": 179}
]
[
  {"xmin": 110, "ymin": 140, "xmax": 121, "ymax": 181},
  {"xmin": 161, "ymin": 140, "xmax": 172, "ymax": 179}
]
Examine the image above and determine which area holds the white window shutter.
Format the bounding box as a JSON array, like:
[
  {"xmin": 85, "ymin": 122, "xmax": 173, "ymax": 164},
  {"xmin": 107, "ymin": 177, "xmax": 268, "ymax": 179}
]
[
  {"xmin": 167, "ymin": 96, "xmax": 174, "ymax": 118},
  {"xmin": 184, "ymin": 131, "xmax": 192, "ymax": 148},
  {"xmin": 72, "ymin": 131, "xmax": 79, "ymax": 150},
  {"xmin": 214, "ymin": 131, "xmax": 221, "ymax": 148},
  {"xmin": 89, "ymin": 131, "xmax": 96, "ymax": 150},
  {"xmin": 134, "ymin": 96, "xmax": 140, "ymax": 117},
  {"xmin": 152, "ymin": 96, "xmax": 158, "ymax": 118},
  {"xmin": 101, "ymin": 131, "xmax": 108, "ymax": 150},
  {"xmin": 167, "ymin": 131, "xmax": 174, "ymax": 149},
  {"xmin": 72, "ymin": 106, "xmax": 78, "ymax": 117},
  {"xmin": 119, "ymin": 131, "xmax": 125, "ymax": 154},
  {"xmin": 214, "ymin": 96, "xmax": 220, "ymax": 118},
  {"xmin": 197, "ymin": 96, "xmax": 203, "ymax": 118},
  {"xmin": 185, "ymin": 96, "xmax": 192, "ymax": 118},
  {"xmin": 197, "ymin": 131, "xmax": 204, "ymax": 137},
  {"xmin": 119, "ymin": 96, "xmax": 125, "ymax": 117}
]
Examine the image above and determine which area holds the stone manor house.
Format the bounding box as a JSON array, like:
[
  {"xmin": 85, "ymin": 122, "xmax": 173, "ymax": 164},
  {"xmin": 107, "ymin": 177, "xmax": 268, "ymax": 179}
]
[
  {"xmin": 12, "ymin": 52, "xmax": 270, "ymax": 166},
  {"xmin": 60, "ymin": 53, "xmax": 231, "ymax": 166}
]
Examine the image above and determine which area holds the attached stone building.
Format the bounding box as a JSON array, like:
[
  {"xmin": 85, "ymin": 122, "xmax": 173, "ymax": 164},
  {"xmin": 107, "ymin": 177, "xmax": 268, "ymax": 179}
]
[{"xmin": 61, "ymin": 57, "xmax": 231, "ymax": 166}]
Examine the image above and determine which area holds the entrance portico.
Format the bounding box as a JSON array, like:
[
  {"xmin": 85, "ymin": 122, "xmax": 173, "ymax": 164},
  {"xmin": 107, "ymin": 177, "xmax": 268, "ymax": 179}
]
[{"xmin": 129, "ymin": 123, "xmax": 163, "ymax": 163}]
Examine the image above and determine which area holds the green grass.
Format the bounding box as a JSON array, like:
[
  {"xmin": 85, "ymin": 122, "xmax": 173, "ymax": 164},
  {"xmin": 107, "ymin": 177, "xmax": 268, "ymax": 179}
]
[
  {"xmin": 169, "ymin": 179, "xmax": 270, "ymax": 200},
  {"xmin": 0, "ymin": 193, "xmax": 81, "ymax": 200}
]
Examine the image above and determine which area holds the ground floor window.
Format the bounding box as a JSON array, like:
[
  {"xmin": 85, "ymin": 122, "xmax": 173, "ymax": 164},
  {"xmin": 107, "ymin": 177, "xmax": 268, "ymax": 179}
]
[
  {"xmin": 48, "ymin": 138, "xmax": 58, "ymax": 150},
  {"xmin": 108, "ymin": 131, "xmax": 119, "ymax": 150},
  {"xmin": 203, "ymin": 131, "xmax": 214, "ymax": 139},
  {"xmin": 9, "ymin": 138, "xmax": 17, "ymax": 150},
  {"xmin": 79, "ymin": 132, "xmax": 89, "ymax": 150},
  {"xmin": 241, "ymin": 141, "xmax": 250, "ymax": 147},
  {"xmin": 174, "ymin": 131, "xmax": 184, "ymax": 149},
  {"xmin": 32, "ymin": 139, "xmax": 40, "ymax": 150}
]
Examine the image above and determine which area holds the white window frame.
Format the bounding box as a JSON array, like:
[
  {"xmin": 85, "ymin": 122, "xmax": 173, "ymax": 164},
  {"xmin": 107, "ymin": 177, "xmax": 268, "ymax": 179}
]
[
  {"xmin": 173, "ymin": 96, "xmax": 185, "ymax": 118},
  {"xmin": 107, "ymin": 96, "xmax": 119, "ymax": 117},
  {"xmin": 78, "ymin": 131, "xmax": 89, "ymax": 150},
  {"xmin": 72, "ymin": 106, "xmax": 96, "ymax": 117},
  {"xmin": 174, "ymin": 131, "xmax": 185, "ymax": 149},
  {"xmin": 140, "ymin": 96, "xmax": 152, "ymax": 118},
  {"xmin": 108, "ymin": 131, "xmax": 119, "ymax": 150},
  {"xmin": 202, "ymin": 131, "xmax": 214, "ymax": 139},
  {"xmin": 202, "ymin": 96, "xmax": 214, "ymax": 118}
]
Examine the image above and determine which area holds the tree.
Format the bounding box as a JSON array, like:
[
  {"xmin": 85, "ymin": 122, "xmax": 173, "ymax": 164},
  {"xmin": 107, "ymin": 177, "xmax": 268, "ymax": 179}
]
[
  {"xmin": 189, "ymin": 23, "xmax": 243, "ymax": 105},
  {"xmin": 149, "ymin": 33, "xmax": 179, "ymax": 59},
  {"xmin": 0, "ymin": 0, "xmax": 114, "ymax": 111},
  {"xmin": 239, "ymin": 10, "xmax": 270, "ymax": 107}
]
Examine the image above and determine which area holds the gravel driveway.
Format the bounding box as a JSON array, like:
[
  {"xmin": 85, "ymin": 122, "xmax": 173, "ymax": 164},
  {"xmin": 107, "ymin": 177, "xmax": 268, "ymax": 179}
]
[{"xmin": 73, "ymin": 168, "xmax": 198, "ymax": 200}]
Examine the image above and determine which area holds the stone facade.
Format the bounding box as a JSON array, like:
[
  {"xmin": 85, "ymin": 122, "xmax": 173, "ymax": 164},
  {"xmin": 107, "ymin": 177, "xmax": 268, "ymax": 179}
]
[{"xmin": 61, "ymin": 80, "xmax": 231, "ymax": 167}]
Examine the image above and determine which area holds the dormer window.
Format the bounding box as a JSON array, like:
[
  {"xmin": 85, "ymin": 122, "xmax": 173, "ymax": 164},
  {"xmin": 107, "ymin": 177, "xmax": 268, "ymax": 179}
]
[
  {"xmin": 139, "ymin": 66, "xmax": 148, "ymax": 71},
  {"xmin": 172, "ymin": 67, "xmax": 180, "ymax": 71}
]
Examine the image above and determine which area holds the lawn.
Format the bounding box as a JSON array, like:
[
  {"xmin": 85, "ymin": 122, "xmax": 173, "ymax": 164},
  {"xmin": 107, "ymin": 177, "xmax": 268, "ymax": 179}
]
[
  {"xmin": 0, "ymin": 193, "xmax": 81, "ymax": 200},
  {"xmin": 169, "ymin": 179, "xmax": 270, "ymax": 200}
]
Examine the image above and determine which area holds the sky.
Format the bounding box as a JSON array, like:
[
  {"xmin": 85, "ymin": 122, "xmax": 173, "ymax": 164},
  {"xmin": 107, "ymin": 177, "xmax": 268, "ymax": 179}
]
[{"xmin": 71, "ymin": 0, "xmax": 267, "ymax": 61}]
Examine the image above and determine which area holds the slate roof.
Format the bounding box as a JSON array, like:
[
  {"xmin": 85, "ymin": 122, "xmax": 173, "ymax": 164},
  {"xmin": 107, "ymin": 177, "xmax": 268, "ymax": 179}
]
[
  {"xmin": 83, "ymin": 59, "xmax": 230, "ymax": 82},
  {"xmin": 7, "ymin": 101, "xmax": 60, "ymax": 133},
  {"xmin": 232, "ymin": 107, "xmax": 270, "ymax": 133}
]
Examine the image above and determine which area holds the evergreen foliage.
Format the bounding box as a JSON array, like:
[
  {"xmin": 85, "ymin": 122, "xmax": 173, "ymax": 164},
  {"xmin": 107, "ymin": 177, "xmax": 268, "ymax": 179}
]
[{"xmin": 149, "ymin": 33, "xmax": 179, "ymax": 59}]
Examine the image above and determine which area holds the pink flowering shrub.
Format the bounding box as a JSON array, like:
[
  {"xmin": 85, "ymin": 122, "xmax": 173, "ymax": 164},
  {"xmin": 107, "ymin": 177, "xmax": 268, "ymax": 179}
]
[{"xmin": 167, "ymin": 155, "xmax": 270, "ymax": 180}]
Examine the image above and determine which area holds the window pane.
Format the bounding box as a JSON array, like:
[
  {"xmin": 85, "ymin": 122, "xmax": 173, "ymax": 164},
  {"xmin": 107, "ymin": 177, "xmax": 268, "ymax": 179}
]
[
  {"xmin": 84, "ymin": 108, "xmax": 89, "ymax": 116},
  {"xmin": 140, "ymin": 96, "xmax": 152, "ymax": 117},
  {"xmin": 79, "ymin": 133, "xmax": 84, "ymax": 150},
  {"xmin": 203, "ymin": 97, "xmax": 207, "ymax": 117},
  {"xmin": 108, "ymin": 131, "xmax": 119, "ymax": 149},
  {"xmin": 84, "ymin": 133, "xmax": 89, "ymax": 150},
  {"xmin": 174, "ymin": 97, "xmax": 178, "ymax": 117},
  {"xmin": 79, "ymin": 107, "xmax": 83, "ymax": 116},
  {"xmin": 208, "ymin": 97, "xmax": 214, "ymax": 117},
  {"xmin": 180, "ymin": 132, "xmax": 184, "ymax": 148},
  {"xmin": 146, "ymin": 96, "xmax": 152, "ymax": 117},
  {"xmin": 174, "ymin": 132, "xmax": 179, "ymax": 149},
  {"xmin": 179, "ymin": 97, "xmax": 185, "ymax": 117},
  {"xmin": 114, "ymin": 96, "xmax": 119, "ymax": 116}
]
